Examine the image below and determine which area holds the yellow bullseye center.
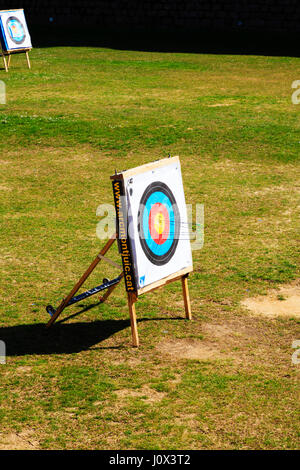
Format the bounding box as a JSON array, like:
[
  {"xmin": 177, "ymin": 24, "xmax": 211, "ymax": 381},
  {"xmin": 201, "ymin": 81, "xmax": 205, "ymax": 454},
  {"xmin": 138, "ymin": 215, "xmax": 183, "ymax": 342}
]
[{"xmin": 154, "ymin": 212, "xmax": 165, "ymax": 235}]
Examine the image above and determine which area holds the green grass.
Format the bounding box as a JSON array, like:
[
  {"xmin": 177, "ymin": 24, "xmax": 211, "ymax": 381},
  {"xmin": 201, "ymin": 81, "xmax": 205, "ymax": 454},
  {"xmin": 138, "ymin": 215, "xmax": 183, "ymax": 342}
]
[{"xmin": 0, "ymin": 47, "xmax": 299, "ymax": 450}]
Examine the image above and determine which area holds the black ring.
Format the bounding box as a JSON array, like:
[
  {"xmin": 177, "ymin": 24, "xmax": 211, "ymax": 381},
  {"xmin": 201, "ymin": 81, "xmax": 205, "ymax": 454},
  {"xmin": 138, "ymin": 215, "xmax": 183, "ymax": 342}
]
[
  {"xmin": 137, "ymin": 181, "xmax": 180, "ymax": 266},
  {"xmin": 6, "ymin": 16, "xmax": 26, "ymax": 45}
]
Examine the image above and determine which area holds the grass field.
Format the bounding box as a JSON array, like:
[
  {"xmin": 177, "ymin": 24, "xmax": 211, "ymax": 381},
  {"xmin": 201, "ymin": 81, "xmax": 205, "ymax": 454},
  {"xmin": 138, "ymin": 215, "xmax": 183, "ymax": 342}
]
[{"xmin": 0, "ymin": 46, "xmax": 299, "ymax": 450}]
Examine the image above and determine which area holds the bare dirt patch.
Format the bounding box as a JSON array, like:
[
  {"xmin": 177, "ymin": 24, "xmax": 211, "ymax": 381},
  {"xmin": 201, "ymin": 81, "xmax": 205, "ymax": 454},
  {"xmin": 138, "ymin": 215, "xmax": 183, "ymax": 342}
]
[
  {"xmin": 241, "ymin": 282, "xmax": 300, "ymax": 318},
  {"xmin": 156, "ymin": 317, "xmax": 283, "ymax": 366},
  {"xmin": 115, "ymin": 385, "xmax": 165, "ymax": 404},
  {"xmin": 157, "ymin": 338, "xmax": 230, "ymax": 361},
  {"xmin": 206, "ymin": 101, "xmax": 237, "ymax": 107},
  {"xmin": 15, "ymin": 366, "xmax": 32, "ymax": 374},
  {"xmin": 252, "ymin": 185, "xmax": 299, "ymax": 196},
  {"xmin": 0, "ymin": 430, "xmax": 39, "ymax": 450},
  {"xmin": 0, "ymin": 185, "xmax": 12, "ymax": 191},
  {"xmin": 111, "ymin": 356, "xmax": 142, "ymax": 367}
]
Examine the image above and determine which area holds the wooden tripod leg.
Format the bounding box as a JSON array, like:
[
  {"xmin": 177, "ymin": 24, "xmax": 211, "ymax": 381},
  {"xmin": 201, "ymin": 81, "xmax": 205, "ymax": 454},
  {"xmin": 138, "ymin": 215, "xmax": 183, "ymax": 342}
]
[
  {"xmin": 2, "ymin": 54, "xmax": 8, "ymax": 72},
  {"xmin": 181, "ymin": 274, "xmax": 192, "ymax": 320},
  {"xmin": 25, "ymin": 51, "xmax": 31, "ymax": 69},
  {"xmin": 7, "ymin": 54, "xmax": 11, "ymax": 69},
  {"xmin": 127, "ymin": 292, "xmax": 139, "ymax": 347},
  {"xmin": 46, "ymin": 234, "xmax": 116, "ymax": 328}
]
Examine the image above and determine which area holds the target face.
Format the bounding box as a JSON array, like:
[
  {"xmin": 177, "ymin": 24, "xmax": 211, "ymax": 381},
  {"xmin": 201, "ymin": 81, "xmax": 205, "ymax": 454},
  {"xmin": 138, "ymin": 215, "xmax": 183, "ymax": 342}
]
[
  {"xmin": 112, "ymin": 156, "xmax": 193, "ymax": 292},
  {"xmin": 0, "ymin": 10, "xmax": 32, "ymax": 51},
  {"xmin": 6, "ymin": 17, "xmax": 26, "ymax": 44},
  {"xmin": 138, "ymin": 182, "xmax": 180, "ymax": 266}
]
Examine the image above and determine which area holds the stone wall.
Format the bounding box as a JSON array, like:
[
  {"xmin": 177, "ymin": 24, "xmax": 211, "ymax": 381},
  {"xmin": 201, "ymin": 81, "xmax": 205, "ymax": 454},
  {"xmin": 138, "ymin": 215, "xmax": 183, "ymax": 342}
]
[{"xmin": 1, "ymin": 1, "xmax": 299, "ymax": 32}]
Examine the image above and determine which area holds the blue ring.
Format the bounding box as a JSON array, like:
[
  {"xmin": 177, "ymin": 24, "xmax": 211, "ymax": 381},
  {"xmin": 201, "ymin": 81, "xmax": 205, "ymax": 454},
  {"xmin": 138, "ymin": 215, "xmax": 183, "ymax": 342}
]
[
  {"xmin": 142, "ymin": 191, "xmax": 175, "ymax": 256},
  {"xmin": 138, "ymin": 181, "xmax": 180, "ymax": 266},
  {"xmin": 6, "ymin": 17, "xmax": 25, "ymax": 45}
]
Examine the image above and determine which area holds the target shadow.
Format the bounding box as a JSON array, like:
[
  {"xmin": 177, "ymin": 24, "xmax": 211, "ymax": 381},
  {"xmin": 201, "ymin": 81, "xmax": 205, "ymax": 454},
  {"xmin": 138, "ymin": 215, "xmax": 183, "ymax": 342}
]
[
  {"xmin": 0, "ymin": 320, "xmax": 129, "ymax": 357},
  {"xmin": 1, "ymin": 304, "xmax": 184, "ymax": 357}
]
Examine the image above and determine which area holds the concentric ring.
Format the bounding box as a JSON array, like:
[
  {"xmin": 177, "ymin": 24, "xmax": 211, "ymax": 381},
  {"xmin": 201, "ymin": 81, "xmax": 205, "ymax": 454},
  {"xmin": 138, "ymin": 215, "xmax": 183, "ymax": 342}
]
[
  {"xmin": 138, "ymin": 181, "xmax": 180, "ymax": 266},
  {"xmin": 6, "ymin": 16, "xmax": 26, "ymax": 45}
]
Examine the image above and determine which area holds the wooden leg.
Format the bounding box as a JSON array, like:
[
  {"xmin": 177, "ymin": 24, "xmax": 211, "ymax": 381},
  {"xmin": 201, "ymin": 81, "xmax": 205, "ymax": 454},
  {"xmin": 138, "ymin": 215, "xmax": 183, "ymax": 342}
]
[
  {"xmin": 127, "ymin": 292, "xmax": 139, "ymax": 347},
  {"xmin": 7, "ymin": 54, "xmax": 11, "ymax": 69},
  {"xmin": 25, "ymin": 51, "xmax": 31, "ymax": 69},
  {"xmin": 181, "ymin": 275, "xmax": 192, "ymax": 320},
  {"xmin": 2, "ymin": 55, "xmax": 8, "ymax": 73},
  {"xmin": 46, "ymin": 234, "xmax": 116, "ymax": 327}
]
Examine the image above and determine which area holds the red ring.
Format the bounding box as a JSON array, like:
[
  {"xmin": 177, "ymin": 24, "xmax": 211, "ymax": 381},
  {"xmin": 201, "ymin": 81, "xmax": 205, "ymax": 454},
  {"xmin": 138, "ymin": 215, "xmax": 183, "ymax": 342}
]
[{"xmin": 148, "ymin": 203, "xmax": 170, "ymax": 245}]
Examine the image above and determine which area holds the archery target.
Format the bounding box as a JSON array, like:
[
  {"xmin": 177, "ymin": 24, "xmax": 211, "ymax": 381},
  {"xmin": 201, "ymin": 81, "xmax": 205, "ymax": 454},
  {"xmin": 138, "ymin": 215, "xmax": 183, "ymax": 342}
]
[
  {"xmin": 0, "ymin": 10, "xmax": 32, "ymax": 51},
  {"xmin": 124, "ymin": 158, "xmax": 193, "ymax": 290}
]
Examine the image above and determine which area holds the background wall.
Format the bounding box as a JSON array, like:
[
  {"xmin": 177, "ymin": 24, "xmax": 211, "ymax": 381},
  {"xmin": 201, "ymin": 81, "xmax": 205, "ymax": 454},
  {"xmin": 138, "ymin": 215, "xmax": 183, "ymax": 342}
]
[{"xmin": 0, "ymin": 1, "xmax": 299, "ymax": 33}]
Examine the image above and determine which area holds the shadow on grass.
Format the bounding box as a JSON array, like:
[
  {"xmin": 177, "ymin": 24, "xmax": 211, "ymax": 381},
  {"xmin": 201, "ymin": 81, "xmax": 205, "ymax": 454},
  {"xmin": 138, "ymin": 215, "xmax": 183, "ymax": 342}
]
[
  {"xmin": 1, "ymin": 308, "xmax": 183, "ymax": 357},
  {"xmin": 0, "ymin": 319, "xmax": 130, "ymax": 357}
]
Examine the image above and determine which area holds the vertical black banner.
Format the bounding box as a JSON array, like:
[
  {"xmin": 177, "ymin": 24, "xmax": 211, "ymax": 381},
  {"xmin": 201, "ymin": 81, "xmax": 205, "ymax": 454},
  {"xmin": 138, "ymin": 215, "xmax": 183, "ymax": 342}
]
[{"xmin": 112, "ymin": 179, "xmax": 137, "ymax": 292}]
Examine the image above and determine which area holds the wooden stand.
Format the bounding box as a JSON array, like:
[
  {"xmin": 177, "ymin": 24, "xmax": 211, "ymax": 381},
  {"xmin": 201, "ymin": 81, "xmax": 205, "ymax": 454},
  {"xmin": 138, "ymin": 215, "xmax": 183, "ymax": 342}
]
[
  {"xmin": 127, "ymin": 292, "xmax": 139, "ymax": 347},
  {"xmin": 46, "ymin": 234, "xmax": 192, "ymax": 347},
  {"xmin": 126, "ymin": 273, "xmax": 192, "ymax": 347},
  {"xmin": 0, "ymin": 46, "xmax": 31, "ymax": 72},
  {"xmin": 46, "ymin": 234, "xmax": 121, "ymax": 328},
  {"xmin": 181, "ymin": 274, "xmax": 192, "ymax": 320}
]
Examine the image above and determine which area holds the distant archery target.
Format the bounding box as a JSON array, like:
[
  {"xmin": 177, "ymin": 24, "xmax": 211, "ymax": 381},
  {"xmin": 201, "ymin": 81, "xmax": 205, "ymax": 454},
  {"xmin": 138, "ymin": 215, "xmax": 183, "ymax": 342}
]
[
  {"xmin": 138, "ymin": 182, "xmax": 180, "ymax": 266},
  {"xmin": 0, "ymin": 10, "xmax": 31, "ymax": 51},
  {"xmin": 6, "ymin": 16, "xmax": 25, "ymax": 44}
]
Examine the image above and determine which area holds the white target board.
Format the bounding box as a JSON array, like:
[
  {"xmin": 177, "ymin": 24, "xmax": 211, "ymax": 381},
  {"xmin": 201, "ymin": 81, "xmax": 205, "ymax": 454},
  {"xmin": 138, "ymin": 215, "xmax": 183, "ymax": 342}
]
[
  {"xmin": 0, "ymin": 9, "xmax": 32, "ymax": 52},
  {"xmin": 112, "ymin": 157, "xmax": 193, "ymax": 295}
]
